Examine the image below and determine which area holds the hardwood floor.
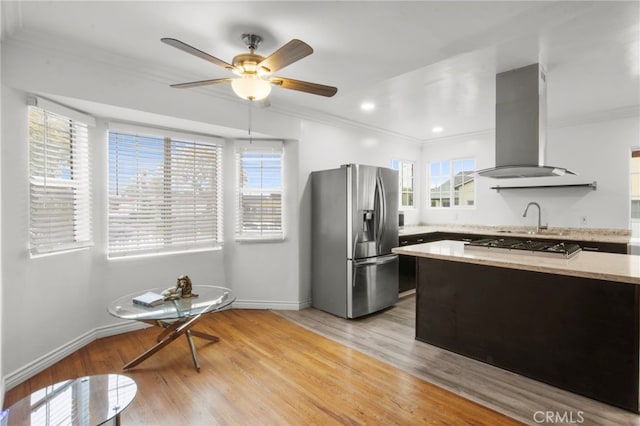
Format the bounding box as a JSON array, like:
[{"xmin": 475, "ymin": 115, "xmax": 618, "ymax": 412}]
[
  {"xmin": 278, "ymin": 292, "xmax": 640, "ymax": 426},
  {"xmin": 4, "ymin": 308, "xmax": 518, "ymax": 425}
]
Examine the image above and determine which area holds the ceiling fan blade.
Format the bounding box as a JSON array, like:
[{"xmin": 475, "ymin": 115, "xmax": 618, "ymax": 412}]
[
  {"xmin": 270, "ymin": 77, "xmax": 338, "ymax": 97},
  {"xmin": 161, "ymin": 38, "xmax": 236, "ymax": 71},
  {"xmin": 170, "ymin": 78, "xmax": 233, "ymax": 89},
  {"xmin": 258, "ymin": 39, "xmax": 313, "ymax": 73}
]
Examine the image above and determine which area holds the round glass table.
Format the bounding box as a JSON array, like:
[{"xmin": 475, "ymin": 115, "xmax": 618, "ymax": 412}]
[
  {"xmin": 108, "ymin": 285, "xmax": 234, "ymax": 371},
  {"xmin": 3, "ymin": 374, "xmax": 136, "ymax": 426}
]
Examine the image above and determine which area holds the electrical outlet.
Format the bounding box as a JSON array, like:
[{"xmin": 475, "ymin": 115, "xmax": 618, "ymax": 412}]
[{"xmin": 580, "ymin": 216, "xmax": 588, "ymax": 225}]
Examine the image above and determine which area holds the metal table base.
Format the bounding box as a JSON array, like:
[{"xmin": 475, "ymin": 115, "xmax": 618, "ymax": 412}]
[{"xmin": 124, "ymin": 312, "xmax": 220, "ymax": 371}]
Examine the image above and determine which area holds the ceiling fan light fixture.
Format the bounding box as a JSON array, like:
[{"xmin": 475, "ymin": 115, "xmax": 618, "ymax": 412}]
[
  {"xmin": 231, "ymin": 74, "xmax": 272, "ymax": 101},
  {"xmin": 162, "ymin": 34, "xmax": 337, "ymax": 99}
]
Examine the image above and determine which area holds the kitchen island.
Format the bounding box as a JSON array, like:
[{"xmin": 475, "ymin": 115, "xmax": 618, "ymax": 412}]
[{"xmin": 392, "ymin": 240, "xmax": 640, "ymax": 412}]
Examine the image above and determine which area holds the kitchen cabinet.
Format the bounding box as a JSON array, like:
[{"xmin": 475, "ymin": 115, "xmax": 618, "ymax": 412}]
[
  {"xmin": 416, "ymin": 256, "xmax": 638, "ymax": 412},
  {"xmin": 394, "ymin": 240, "xmax": 640, "ymax": 413},
  {"xmin": 398, "ymin": 232, "xmax": 494, "ymax": 292},
  {"xmin": 397, "ymin": 230, "xmax": 629, "ymax": 293},
  {"xmin": 398, "ymin": 233, "xmax": 444, "ymax": 292}
]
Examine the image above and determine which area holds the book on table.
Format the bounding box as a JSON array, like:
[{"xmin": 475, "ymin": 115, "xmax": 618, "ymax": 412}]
[{"xmin": 132, "ymin": 291, "xmax": 165, "ymax": 307}]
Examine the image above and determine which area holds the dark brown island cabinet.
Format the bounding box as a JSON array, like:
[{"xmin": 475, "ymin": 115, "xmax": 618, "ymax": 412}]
[{"xmin": 395, "ymin": 240, "xmax": 639, "ymax": 413}]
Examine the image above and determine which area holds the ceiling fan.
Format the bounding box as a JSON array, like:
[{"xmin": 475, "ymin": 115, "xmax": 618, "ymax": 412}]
[{"xmin": 161, "ymin": 33, "xmax": 338, "ymax": 101}]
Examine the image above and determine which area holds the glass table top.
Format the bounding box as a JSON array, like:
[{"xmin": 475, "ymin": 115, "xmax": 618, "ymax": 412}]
[
  {"xmin": 3, "ymin": 374, "xmax": 137, "ymax": 426},
  {"xmin": 108, "ymin": 285, "xmax": 234, "ymax": 321}
]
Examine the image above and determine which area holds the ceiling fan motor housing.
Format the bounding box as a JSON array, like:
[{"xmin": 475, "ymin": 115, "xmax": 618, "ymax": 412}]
[
  {"xmin": 241, "ymin": 33, "xmax": 263, "ymax": 51},
  {"xmin": 162, "ymin": 33, "xmax": 337, "ymax": 97},
  {"xmin": 232, "ymin": 53, "xmax": 268, "ymax": 74}
]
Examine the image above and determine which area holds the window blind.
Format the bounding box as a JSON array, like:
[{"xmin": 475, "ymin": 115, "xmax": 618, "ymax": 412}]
[
  {"xmin": 235, "ymin": 140, "xmax": 284, "ymax": 240},
  {"xmin": 108, "ymin": 127, "xmax": 223, "ymax": 257},
  {"xmin": 28, "ymin": 104, "xmax": 92, "ymax": 255}
]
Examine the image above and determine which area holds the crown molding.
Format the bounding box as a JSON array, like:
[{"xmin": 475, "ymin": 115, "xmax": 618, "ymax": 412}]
[
  {"xmin": 4, "ymin": 30, "xmax": 635, "ymax": 146},
  {"xmin": 420, "ymin": 128, "xmax": 495, "ymax": 144},
  {"xmin": 549, "ymin": 105, "xmax": 640, "ymax": 129},
  {"xmin": 267, "ymin": 103, "xmax": 423, "ymax": 144},
  {"xmin": 419, "ymin": 105, "xmax": 640, "ymax": 145},
  {"xmin": 3, "ymin": 30, "xmax": 420, "ymax": 145}
]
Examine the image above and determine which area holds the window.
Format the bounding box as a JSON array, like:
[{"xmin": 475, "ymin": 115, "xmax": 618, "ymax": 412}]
[
  {"xmin": 28, "ymin": 97, "xmax": 93, "ymax": 255},
  {"xmin": 429, "ymin": 159, "xmax": 475, "ymax": 208},
  {"xmin": 391, "ymin": 159, "xmax": 415, "ymax": 208},
  {"xmin": 235, "ymin": 140, "xmax": 284, "ymax": 240},
  {"xmin": 29, "ymin": 380, "xmax": 76, "ymax": 424},
  {"xmin": 108, "ymin": 125, "xmax": 223, "ymax": 257}
]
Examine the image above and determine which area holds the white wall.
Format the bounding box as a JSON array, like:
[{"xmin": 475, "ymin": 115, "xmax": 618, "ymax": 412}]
[
  {"xmin": 2, "ymin": 26, "xmax": 637, "ymax": 392},
  {"xmin": 1, "ymin": 33, "xmax": 420, "ymax": 384},
  {"xmin": 421, "ymin": 114, "xmax": 640, "ymax": 230},
  {"xmin": 296, "ymin": 121, "xmax": 420, "ymax": 302},
  {"xmin": 1, "ymin": 86, "xmax": 229, "ymax": 385},
  {"xmin": 0, "ymin": 4, "xmax": 4, "ymax": 406},
  {"xmin": 223, "ymin": 138, "xmax": 306, "ymax": 309},
  {"xmin": 0, "ymin": 36, "xmax": 299, "ymax": 383}
]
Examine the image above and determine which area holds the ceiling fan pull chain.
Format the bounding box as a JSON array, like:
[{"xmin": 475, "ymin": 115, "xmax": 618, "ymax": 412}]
[{"xmin": 248, "ymin": 100, "xmax": 253, "ymax": 144}]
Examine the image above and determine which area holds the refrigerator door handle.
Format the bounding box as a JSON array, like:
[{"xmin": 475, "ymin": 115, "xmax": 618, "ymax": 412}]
[
  {"xmin": 353, "ymin": 254, "xmax": 398, "ymax": 267},
  {"xmin": 375, "ymin": 173, "xmax": 386, "ymax": 249}
]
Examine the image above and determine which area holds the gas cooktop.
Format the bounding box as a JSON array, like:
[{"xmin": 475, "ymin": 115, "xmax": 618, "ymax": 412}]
[{"xmin": 465, "ymin": 238, "xmax": 581, "ymax": 259}]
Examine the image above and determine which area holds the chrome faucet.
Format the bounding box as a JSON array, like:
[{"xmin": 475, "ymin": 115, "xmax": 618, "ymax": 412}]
[{"xmin": 522, "ymin": 202, "xmax": 547, "ymax": 233}]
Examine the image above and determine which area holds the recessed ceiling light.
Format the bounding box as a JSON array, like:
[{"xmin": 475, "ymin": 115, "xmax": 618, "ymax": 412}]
[
  {"xmin": 360, "ymin": 102, "xmax": 375, "ymax": 111},
  {"xmin": 432, "ymin": 126, "xmax": 444, "ymax": 133}
]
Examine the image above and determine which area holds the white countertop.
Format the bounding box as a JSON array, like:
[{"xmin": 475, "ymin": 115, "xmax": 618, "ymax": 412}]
[
  {"xmin": 392, "ymin": 240, "xmax": 640, "ymax": 285},
  {"xmin": 398, "ymin": 224, "xmax": 630, "ymax": 244}
]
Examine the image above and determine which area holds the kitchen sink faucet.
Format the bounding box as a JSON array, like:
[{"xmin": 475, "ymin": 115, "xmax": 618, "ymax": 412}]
[{"xmin": 522, "ymin": 202, "xmax": 547, "ymax": 233}]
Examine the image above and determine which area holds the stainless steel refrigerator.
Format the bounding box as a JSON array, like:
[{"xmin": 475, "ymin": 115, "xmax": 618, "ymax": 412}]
[{"xmin": 311, "ymin": 164, "xmax": 399, "ymax": 318}]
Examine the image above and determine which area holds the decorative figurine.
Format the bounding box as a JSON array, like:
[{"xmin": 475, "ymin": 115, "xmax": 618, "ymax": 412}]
[
  {"xmin": 162, "ymin": 274, "xmax": 198, "ymax": 300},
  {"xmin": 177, "ymin": 275, "xmax": 197, "ymax": 298},
  {"xmin": 161, "ymin": 285, "xmax": 181, "ymax": 301}
]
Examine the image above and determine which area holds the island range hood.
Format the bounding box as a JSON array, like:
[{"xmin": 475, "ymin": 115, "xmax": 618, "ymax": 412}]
[{"xmin": 476, "ymin": 63, "xmax": 575, "ymax": 179}]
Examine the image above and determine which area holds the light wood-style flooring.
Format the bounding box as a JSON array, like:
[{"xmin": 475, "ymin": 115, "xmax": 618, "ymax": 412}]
[
  {"xmin": 4, "ymin": 308, "xmax": 519, "ymax": 425},
  {"xmin": 278, "ymin": 292, "xmax": 640, "ymax": 426}
]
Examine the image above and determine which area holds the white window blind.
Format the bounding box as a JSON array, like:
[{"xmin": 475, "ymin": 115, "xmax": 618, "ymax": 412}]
[
  {"xmin": 235, "ymin": 140, "xmax": 284, "ymax": 240},
  {"xmin": 28, "ymin": 101, "xmax": 93, "ymax": 255},
  {"xmin": 108, "ymin": 125, "xmax": 223, "ymax": 257}
]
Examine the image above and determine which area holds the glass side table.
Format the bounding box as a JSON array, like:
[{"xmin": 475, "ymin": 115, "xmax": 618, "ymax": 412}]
[
  {"xmin": 3, "ymin": 374, "xmax": 136, "ymax": 426},
  {"xmin": 108, "ymin": 285, "xmax": 234, "ymax": 371}
]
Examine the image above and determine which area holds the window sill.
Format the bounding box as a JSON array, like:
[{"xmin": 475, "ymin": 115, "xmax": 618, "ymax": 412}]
[
  {"xmin": 108, "ymin": 245, "xmax": 222, "ymax": 260},
  {"xmin": 30, "ymin": 244, "xmax": 93, "ymax": 259},
  {"xmin": 235, "ymin": 236, "xmax": 286, "ymax": 244}
]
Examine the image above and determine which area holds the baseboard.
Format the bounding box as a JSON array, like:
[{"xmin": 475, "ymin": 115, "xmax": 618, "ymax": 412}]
[
  {"xmin": 4, "ymin": 321, "xmax": 148, "ymax": 391},
  {"xmin": 3, "ymin": 301, "xmax": 311, "ymax": 390},
  {"xmin": 232, "ymin": 298, "xmax": 312, "ymax": 310},
  {"xmin": 0, "ymin": 375, "xmax": 5, "ymax": 408}
]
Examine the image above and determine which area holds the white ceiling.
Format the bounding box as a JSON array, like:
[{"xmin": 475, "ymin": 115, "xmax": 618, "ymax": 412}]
[{"xmin": 2, "ymin": 1, "xmax": 639, "ymax": 141}]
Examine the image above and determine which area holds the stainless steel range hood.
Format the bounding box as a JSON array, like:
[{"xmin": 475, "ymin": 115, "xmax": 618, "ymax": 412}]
[{"xmin": 476, "ymin": 63, "xmax": 575, "ymax": 179}]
